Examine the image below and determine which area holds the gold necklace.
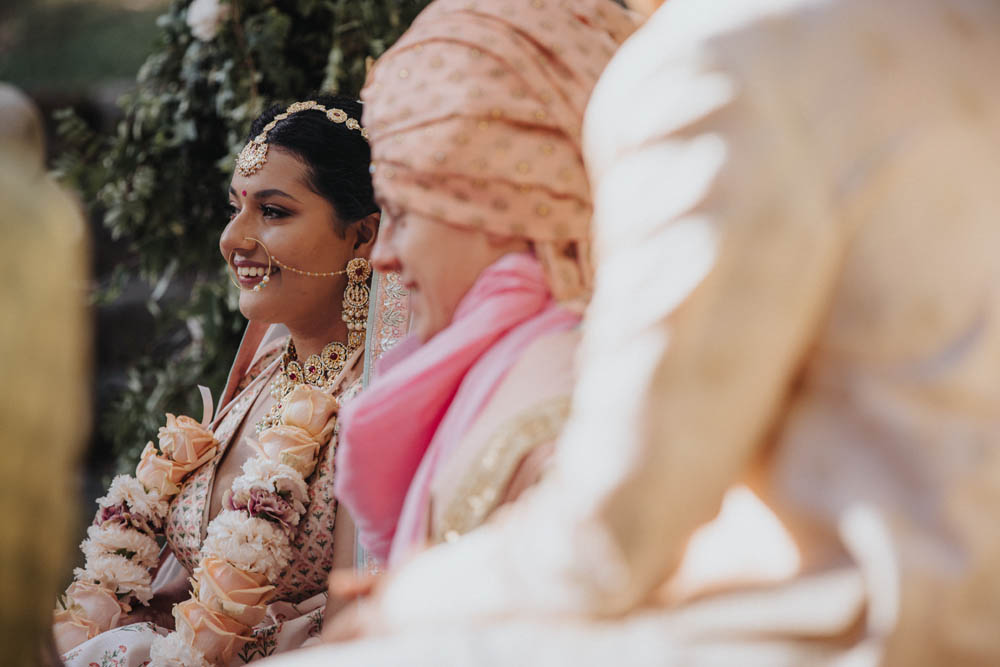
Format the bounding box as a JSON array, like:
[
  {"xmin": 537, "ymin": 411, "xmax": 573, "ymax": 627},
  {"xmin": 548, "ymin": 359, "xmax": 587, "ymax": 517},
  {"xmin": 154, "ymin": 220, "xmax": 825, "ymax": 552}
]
[{"xmin": 255, "ymin": 337, "xmax": 359, "ymax": 435}]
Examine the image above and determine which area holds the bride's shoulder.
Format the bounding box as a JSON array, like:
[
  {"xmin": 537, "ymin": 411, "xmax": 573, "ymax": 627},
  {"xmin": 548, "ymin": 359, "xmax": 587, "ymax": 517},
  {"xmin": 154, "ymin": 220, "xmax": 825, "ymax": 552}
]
[{"xmin": 233, "ymin": 336, "xmax": 288, "ymax": 395}]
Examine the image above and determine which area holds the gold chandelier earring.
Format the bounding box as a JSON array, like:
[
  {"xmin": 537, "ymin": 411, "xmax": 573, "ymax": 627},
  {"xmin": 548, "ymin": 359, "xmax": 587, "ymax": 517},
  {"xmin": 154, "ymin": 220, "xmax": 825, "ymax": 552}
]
[{"xmin": 342, "ymin": 257, "xmax": 371, "ymax": 351}]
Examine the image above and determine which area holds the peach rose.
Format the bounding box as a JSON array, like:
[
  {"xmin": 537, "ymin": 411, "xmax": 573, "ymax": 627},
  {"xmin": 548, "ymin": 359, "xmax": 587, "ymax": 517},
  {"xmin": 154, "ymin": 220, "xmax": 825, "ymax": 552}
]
[
  {"xmin": 195, "ymin": 557, "xmax": 274, "ymax": 627},
  {"xmin": 135, "ymin": 442, "xmax": 188, "ymax": 495},
  {"xmin": 158, "ymin": 413, "xmax": 216, "ymax": 466},
  {"xmin": 280, "ymin": 385, "xmax": 338, "ymax": 437},
  {"xmin": 52, "ymin": 608, "xmax": 101, "ymax": 654},
  {"xmin": 175, "ymin": 598, "xmax": 251, "ymax": 664},
  {"xmin": 257, "ymin": 425, "xmax": 321, "ymax": 477},
  {"xmin": 65, "ymin": 581, "xmax": 125, "ymax": 631}
]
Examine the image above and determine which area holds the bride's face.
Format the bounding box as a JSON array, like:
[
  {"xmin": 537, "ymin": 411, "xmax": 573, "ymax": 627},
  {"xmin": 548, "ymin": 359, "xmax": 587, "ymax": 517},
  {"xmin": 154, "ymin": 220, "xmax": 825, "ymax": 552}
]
[{"xmin": 220, "ymin": 148, "xmax": 357, "ymax": 329}]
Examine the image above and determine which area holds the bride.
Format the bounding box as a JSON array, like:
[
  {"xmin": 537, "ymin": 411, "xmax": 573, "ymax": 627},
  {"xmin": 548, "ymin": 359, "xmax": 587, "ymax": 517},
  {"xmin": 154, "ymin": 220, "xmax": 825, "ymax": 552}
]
[{"xmin": 53, "ymin": 94, "xmax": 408, "ymax": 666}]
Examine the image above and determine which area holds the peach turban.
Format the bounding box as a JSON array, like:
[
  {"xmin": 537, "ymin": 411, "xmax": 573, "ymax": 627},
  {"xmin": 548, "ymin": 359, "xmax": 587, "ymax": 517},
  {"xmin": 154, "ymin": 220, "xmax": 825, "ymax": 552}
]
[{"xmin": 362, "ymin": 0, "xmax": 635, "ymax": 304}]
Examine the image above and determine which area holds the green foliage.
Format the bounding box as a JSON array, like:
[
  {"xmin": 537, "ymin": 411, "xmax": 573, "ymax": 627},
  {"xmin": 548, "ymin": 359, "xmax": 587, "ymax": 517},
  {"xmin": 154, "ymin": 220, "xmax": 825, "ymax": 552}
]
[{"xmin": 54, "ymin": 0, "xmax": 430, "ymax": 471}]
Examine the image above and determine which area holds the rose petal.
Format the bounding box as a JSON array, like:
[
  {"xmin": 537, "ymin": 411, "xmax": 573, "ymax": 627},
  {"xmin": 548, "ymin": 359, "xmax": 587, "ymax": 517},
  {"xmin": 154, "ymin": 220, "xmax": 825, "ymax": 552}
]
[
  {"xmin": 53, "ymin": 609, "xmax": 101, "ymax": 654},
  {"xmin": 279, "ymin": 385, "xmax": 337, "ymax": 437},
  {"xmin": 65, "ymin": 581, "xmax": 124, "ymax": 632},
  {"xmin": 158, "ymin": 414, "xmax": 217, "ymax": 465},
  {"xmin": 175, "ymin": 599, "xmax": 251, "ymax": 664}
]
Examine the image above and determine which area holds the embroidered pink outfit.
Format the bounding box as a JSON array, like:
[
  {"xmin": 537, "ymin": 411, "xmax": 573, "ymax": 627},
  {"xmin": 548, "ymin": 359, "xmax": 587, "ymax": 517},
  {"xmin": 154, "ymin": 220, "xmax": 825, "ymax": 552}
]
[
  {"xmin": 61, "ymin": 273, "xmax": 408, "ymax": 666},
  {"xmin": 167, "ymin": 341, "xmax": 345, "ymax": 604}
]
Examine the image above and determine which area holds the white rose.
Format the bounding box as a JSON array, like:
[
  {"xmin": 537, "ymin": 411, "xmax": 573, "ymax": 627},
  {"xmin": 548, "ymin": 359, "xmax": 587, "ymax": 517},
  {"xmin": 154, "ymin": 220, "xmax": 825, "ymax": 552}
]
[{"xmin": 186, "ymin": 0, "xmax": 229, "ymax": 42}]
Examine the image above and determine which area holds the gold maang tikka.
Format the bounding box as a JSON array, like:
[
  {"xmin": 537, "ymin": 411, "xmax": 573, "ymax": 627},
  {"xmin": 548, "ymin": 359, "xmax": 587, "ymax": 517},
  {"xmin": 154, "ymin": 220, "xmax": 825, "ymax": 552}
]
[{"xmin": 236, "ymin": 100, "xmax": 369, "ymax": 177}]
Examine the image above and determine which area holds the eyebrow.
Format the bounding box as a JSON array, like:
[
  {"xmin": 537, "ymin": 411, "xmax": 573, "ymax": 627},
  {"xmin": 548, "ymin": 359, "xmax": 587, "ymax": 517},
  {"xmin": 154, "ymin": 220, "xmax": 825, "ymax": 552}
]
[{"xmin": 229, "ymin": 186, "xmax": 300, "ymax": 203}]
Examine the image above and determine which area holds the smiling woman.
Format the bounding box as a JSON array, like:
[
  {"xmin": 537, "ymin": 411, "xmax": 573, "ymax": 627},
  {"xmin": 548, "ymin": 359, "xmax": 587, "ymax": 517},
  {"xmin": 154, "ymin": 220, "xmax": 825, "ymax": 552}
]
[
  {"xmin": 54, "ymin": 94, "xmax": 409, "ymax": 667},
  {"xmin": 222, "ymin": 98, "xmax": 377, "ymax": 342}
]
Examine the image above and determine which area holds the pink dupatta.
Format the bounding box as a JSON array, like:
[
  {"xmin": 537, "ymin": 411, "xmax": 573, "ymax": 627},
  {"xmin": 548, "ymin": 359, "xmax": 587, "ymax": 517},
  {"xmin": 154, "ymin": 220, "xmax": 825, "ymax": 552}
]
[{"xmin": 335, "ymin": 253, "xmax": 580, "ymax": 564}]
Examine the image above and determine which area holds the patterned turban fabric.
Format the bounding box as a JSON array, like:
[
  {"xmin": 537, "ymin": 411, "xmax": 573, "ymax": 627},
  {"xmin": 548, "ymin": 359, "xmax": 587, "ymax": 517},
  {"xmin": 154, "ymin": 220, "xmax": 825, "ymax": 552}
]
[{"xmin": 362, "ymin": 0, "xmax": 636, "ymax": 304}]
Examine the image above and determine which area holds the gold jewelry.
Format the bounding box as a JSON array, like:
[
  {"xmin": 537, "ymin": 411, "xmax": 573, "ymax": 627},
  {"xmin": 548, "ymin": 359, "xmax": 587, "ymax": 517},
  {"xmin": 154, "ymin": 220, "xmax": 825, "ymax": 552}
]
[
  {"xmin": 256, "ymin": 335, "xmax": 359, "ymax": 435},
  {"xmin": 341, "ymin": 257, "xmax": 371, "ymax": 350},
  {"xmin": 257, "ymin": 339, "xmax": 334, "ymax": 434},
  {"xmin": 227, "ymin": 237, "xmax": 273, "ymax": 292},
  {"xmin": 270, "ymin": 255, "xmax": 349, "ymax": 278},
  {"xmin": 253, "ymin": 257, "xmax": 371, "ymax": 435},
  {"xmin": 236, "ymin": 100, "xmax": 369, "ymax": 177},
  {"xmin": 229, "ymin": 236, "xmax": 353, "ymax": 290}
]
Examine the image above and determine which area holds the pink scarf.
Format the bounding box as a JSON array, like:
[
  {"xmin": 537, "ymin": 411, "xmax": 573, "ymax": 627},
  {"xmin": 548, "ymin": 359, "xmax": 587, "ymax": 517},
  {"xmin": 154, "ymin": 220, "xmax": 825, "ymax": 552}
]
[{"xmin": 335, "ymin": 253, "xmax": 580, "ymax": 563}]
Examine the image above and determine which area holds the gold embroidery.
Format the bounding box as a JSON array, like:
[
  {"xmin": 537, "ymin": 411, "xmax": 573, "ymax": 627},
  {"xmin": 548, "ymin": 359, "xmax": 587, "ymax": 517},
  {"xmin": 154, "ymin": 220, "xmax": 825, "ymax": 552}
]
[{"xmin": 433, "ymin": 396, "xmax": 571, "ymax": 543}]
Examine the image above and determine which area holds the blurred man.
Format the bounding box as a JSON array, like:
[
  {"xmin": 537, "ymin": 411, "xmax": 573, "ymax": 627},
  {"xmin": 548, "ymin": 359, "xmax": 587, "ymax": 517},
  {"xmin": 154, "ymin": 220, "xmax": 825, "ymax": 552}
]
[
  {"xmin": 0, "ymin": 82, "xmax": 90, "ymax": 665},
  {"xmin": 0, "ymin": 83, "xmax": 46, "ymax": 172}
]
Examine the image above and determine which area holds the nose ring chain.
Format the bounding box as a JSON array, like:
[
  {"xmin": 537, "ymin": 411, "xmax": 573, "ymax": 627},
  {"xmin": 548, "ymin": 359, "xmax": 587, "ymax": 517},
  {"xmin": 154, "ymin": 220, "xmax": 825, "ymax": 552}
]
[{"xmin": 228, "ymin": 237, "xmax": 349, "ymax": 291}]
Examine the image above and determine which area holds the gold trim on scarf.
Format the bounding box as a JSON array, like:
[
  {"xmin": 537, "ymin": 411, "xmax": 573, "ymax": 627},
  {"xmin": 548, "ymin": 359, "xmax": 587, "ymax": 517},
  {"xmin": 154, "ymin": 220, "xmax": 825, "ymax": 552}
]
[{"xmin": 432, "ymin": 395, "xmax": 571, "ymax": 544}]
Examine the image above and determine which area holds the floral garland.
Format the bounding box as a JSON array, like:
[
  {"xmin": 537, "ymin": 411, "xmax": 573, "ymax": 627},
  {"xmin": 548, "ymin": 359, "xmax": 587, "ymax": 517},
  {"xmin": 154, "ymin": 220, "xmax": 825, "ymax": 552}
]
[
  {"xmin": 149, "ymin": 384, "xmax": 337, "ymax": 666},
  {"xmin": 54, "ymin": 388, "xmax": 218, "ymax": 653},
  {"xmin": 55, "ymin": 380, "xmax": 340, "ymax": 666}
]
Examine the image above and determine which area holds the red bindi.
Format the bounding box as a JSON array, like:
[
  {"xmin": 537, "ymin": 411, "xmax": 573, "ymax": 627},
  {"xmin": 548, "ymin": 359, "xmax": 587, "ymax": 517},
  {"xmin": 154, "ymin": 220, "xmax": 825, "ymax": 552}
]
[{"xmin": 242, "ymin": 190, "xmax": 247, "ymax": 197}]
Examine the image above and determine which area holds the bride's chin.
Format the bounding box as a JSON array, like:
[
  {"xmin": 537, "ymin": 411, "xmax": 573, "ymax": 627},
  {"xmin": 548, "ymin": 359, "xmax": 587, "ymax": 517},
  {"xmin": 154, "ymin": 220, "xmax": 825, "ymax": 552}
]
[{"xmin": 238, "ymin": 291, "xmax": 281, "ymax": 322}]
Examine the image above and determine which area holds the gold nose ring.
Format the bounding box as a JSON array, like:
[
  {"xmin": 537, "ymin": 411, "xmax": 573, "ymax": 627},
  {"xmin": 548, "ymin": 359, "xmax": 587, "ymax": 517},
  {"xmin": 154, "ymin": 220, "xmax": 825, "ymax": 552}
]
[{"xmin": 227, "ymin": 237, "xmax": 273, "ymax": 291}]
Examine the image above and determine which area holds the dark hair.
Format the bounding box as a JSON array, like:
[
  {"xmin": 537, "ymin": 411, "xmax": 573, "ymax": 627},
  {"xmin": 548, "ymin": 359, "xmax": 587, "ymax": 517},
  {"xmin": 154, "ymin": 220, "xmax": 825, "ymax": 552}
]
[{"xmin": 246, "ymin": 94, "xmax": 376, "ymax": 236}]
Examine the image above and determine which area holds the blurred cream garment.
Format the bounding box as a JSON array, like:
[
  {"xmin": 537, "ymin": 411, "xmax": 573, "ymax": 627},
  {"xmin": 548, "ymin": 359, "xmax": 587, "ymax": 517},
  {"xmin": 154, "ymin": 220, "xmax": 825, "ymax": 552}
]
[
  {"xmin": 263, "ymin": 0, "xmax": 1000, "ymax": 665},
  {"xmin": 0, "ymin": 84, "xmax": 90, "ymax": 665}
]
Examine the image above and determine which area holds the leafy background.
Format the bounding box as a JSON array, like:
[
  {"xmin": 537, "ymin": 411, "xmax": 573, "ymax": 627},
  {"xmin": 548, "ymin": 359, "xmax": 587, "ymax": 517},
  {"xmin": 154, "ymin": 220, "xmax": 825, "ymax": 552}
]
[{"xmin": 1, "ymin": 0, "xmax": 429, "ymax": 476}]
